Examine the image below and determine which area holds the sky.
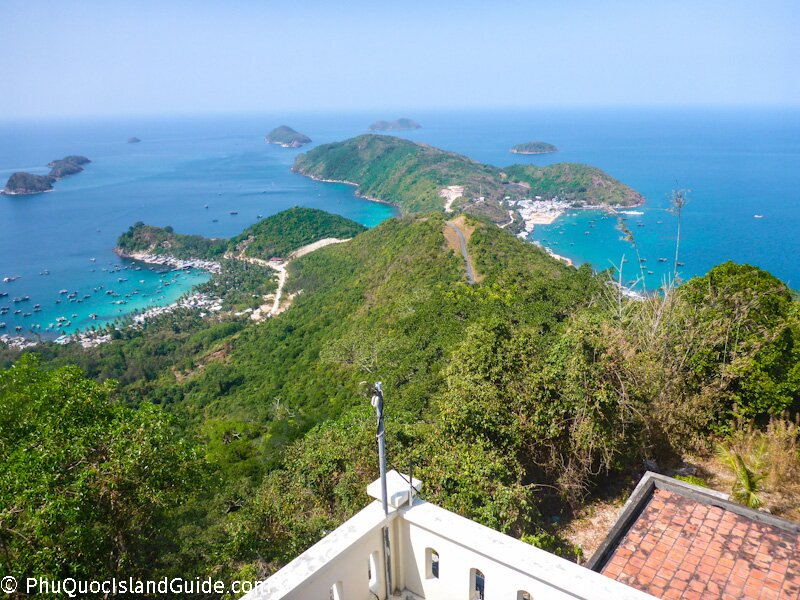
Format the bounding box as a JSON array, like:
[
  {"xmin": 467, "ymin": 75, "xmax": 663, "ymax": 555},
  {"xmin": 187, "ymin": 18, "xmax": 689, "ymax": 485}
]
[{"xmin": 1, "ymin": 0, "xmax": 799, "ymax": 118}]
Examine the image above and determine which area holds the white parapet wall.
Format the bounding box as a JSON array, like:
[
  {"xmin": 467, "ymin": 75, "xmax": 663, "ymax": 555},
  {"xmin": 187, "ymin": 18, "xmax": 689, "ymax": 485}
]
[
  {"xmin": 243, "ymin": 475, "xmax": 656, "ymax": 600},
  {"xmin": 396, "ymin": 501, "xmax": 655, "ymax": 600}
]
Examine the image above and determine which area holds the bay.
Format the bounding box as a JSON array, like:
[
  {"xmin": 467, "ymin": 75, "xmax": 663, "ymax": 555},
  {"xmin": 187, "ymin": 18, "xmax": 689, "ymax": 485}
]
[{"xmin": 1, "ymin": 108, "xmax": 798, "ymax": 338}]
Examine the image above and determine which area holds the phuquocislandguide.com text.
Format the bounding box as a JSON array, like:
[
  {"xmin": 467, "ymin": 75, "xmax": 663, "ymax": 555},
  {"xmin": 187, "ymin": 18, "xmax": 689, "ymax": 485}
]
[{"xmin": 2, "ymin": 575, "xmax": 262, "ymax": 597}]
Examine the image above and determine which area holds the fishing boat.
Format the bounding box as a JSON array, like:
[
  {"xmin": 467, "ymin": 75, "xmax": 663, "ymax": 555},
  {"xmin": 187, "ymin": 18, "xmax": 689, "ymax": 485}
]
[
  {"xmin": 0, "ymin": 292, "xmax": 7, "ymax": 297},
  {"xmin": 657, "ymin": 257, "xmax": 668, "ymax": 263},
  {"xmin": 230, "ymin": 211, "xmax": 238, "ymax": 215},
  {"xmin": 754, "ymin": 214, "xmax": 764, "ymax": 219}
]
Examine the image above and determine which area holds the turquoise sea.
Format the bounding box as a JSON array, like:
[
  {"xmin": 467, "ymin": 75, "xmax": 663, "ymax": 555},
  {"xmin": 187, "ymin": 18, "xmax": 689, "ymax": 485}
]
[{"xmin": 1, "ymin": 109, "xmax": 798, "ymax": 338}]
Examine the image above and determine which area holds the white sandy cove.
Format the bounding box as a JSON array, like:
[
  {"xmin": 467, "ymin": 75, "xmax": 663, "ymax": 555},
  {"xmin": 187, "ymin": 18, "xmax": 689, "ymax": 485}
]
[{"xmin": 440, "ymin": 186, "xmax": 464, "ymax": 213}]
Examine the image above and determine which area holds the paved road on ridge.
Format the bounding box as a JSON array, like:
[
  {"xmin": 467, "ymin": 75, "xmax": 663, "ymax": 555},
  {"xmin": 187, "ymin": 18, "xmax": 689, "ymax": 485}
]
[{"xmin": 446, "ymin": 221, "xmax": 476, "ymax": 285}]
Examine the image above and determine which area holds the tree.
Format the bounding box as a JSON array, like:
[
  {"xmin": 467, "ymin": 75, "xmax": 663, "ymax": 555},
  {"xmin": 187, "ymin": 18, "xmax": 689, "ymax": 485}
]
[{"xmin": 0, "ymin": 355, "xmax": 205, "ymax": 586}]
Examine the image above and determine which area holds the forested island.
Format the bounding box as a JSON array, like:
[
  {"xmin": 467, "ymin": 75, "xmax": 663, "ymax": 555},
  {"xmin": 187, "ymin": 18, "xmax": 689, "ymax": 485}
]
[
  {"xmin": 368, "ymin": 117, "xmax": 421, "ymax": 131},
  {"xmin": 265, "ymin": 125, "xmax": 312, "ymax": 148},
  {"xmin": 117, "ymin": 208, "xmax": 365, "ymax": 264},
  {"xmin": 294, "ymin": 135, "xmax": 642, "ymax": 227},
  {"xmin": 511, "ymin": 141, "xmax": 559, "ymax": 154},
  {"xmin": 2, "ymin": 159, "xmax": 799, "ymax": 592},
  {"xmin": 3, "ymin": 155, "xmax": 91, "ymax": 195}
]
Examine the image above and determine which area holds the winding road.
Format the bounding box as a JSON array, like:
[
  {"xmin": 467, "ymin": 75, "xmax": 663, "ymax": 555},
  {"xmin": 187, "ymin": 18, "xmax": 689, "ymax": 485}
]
[{"xmin": 446, "ymin": 221, "xmax": 476, "ymax": 285}]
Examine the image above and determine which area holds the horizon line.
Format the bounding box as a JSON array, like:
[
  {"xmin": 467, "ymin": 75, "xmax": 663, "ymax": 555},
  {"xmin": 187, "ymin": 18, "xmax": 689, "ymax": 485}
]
[{"xmin": 3, "ymin": 102, "xmax": 800, "ymax": 123}]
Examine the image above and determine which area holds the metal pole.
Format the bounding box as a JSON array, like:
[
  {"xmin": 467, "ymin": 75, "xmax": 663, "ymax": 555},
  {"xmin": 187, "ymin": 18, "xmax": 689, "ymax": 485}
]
[{"xmin": 371, "ymin": 382, "xmax": 392, "ymax": 598}]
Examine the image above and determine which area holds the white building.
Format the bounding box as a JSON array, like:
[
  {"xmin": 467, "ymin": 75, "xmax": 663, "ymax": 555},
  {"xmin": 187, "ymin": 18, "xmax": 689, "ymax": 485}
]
[{"xmin": 243, "ymin": 470, "xmax": 655, "ymax": 600}]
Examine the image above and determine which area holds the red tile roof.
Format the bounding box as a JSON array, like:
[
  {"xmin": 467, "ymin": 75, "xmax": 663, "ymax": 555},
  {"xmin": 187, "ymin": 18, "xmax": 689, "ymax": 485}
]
[{"xmin": 601, "ymin": 488, "xmax": 800, "ymax": 599}]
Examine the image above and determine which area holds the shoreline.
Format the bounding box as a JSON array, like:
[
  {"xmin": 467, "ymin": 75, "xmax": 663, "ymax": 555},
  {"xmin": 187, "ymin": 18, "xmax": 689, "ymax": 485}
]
[
  {"xmin": 50, "ymin": 292, "xmax": 224, "ymax": 349},
  {"xmin": 1, "ymin": 188, "xmax": 55, "ymax": 196},
  {"xmin": 114, "ymin": 248, "xmax": 222, "ymax": 273},
  {"xmin": 292, "ymin": 169, "xmax": 400, "ymax": 209}
]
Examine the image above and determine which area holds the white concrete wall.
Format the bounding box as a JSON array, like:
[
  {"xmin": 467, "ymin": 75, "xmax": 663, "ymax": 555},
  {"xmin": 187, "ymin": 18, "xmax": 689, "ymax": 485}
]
[
  {"xmin": 397, "ymin": 501, "xmax": 655, "ymax": 600},
  {"xmin": 245, "ymin": 501, "xmax": 391, "ymax": 600},
  {"xmin": 244, "ymin": 498, "xmax": 656, "ymax": 600}
]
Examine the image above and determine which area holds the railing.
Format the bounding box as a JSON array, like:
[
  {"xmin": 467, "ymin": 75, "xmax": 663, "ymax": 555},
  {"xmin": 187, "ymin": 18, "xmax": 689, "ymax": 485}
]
[{"xmin": 243, "ymin": 494, "xmax": 656, "ymax": 600}]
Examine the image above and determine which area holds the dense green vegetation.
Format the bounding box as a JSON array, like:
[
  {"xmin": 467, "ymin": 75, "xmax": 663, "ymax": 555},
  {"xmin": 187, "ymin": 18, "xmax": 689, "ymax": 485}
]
[
  {"xmin": 2, "ymin": 208, "xmax": 799, "ymax": 594},
  {"xmin": 265, "ymin": 125, "xmax": 311, "ymax": 148},
  {"xmin": 511, "ymin": 141, "xmax": 558, "ymax": 154},
  {"xmin": 0, "ymin": 357, "xmax": 204, "ymax": 587},
  {"xmin": 198, "ymin": 259, "xmax": 277, "ymax": 310},
  {"xmin": 294, "ymin": 135, "xmax": 643, "ymax": 225},
  {"xmin": 118, "ymin": 208, "xmax": 366, "ymax": 263},
  {"xmin": 117, "ymin": 222, "xmax": 227, "ymax": 260},
  {"xmin": 505, "ymin": 163, "xmax": 643, "ymax": 206},
  {"xmin": 368, "ymin": 118, "xmax": 422, "ymax": 131},
  {"xmin": 229, "ymin": 207, "xmax": 367, "ymax": 260}
]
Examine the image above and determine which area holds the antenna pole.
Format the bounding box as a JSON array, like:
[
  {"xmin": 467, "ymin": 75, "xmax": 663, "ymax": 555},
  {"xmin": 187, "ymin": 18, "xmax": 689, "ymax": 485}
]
[{"xmin": 371, "ymin": 382, "xmax": 392, "ymax": 597}]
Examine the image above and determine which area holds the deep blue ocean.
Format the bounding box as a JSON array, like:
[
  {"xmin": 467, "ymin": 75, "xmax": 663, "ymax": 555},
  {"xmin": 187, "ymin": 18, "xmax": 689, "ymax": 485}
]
[{"xmin": 1, "ymin": 108, "xmax": 798, "ymax": 339}]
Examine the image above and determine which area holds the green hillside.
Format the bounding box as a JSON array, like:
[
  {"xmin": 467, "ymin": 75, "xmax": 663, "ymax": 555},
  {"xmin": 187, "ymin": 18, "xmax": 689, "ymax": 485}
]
[
  {"xmin": 229, "ymin": 207, "xmax": 367, "ymax": 260},
  {"xmin": 293, "ymin": 135, "xmax": 644, "ymax": 225},
  {"xmin": 116, "ymin": 222, "xmax": 227, "ymax": 260},
  {"xmin": 3, "ymin": 210, "xmax": 799, "ymax": 587},
  {"xmin": 505, "ymin": 163, "xmax": 644, "ymax": 206}
]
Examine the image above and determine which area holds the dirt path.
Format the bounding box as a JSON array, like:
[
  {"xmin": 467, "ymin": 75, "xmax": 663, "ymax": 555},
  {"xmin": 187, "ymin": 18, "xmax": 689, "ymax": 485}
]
[
  {"xmin": 230, "ymin": 237, "xmax": 349, "ymax": 320},
  {"xmin": 445, "ymin": 218, "xmax": 477, "ymax": 285}
]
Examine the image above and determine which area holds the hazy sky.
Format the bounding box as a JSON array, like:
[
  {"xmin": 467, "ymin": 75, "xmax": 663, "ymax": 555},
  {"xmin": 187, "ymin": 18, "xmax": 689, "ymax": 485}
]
[{"xmin": 2, "ymin": 0, "xmax": 798, "ymax": 118}]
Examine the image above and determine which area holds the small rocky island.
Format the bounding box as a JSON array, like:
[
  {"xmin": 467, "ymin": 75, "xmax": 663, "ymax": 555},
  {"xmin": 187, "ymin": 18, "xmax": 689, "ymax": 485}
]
[
  {"xmin": 48, "ymin": 156, "xmax": 91, "ymax": 178},
  {"xmin": 265, "ymin": 126, "xmax": 312, "ymax": 148},
  {"xmin": 3, "ymin": 155, "xmax": 91, "ymax": 195},
  {"xmin": 511, "ymin": 141, "xmax": 558, "ymax": 155},
  {"xmin": 127, "ymin": 137, "xmax": 141, "ymax": 144},
  {"xmin": 368, "ymin": 118, "xmax": 421, "ymax": 132}
]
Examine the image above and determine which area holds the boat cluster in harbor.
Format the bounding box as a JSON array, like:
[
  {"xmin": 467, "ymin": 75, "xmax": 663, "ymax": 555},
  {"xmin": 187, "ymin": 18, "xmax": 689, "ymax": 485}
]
[
  {"xmin": 116, "ymin": 251, "xmax": 221, "ymax": 274},
  {"xmin": 48, "ymin": 293, "xmax": 224, "ymax": 349}
]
